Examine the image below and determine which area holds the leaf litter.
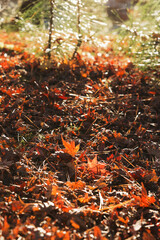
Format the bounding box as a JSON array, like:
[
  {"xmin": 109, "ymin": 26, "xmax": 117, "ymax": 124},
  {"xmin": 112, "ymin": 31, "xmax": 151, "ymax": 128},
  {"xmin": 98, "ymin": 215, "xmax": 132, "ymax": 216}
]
[{"xmin": 0, "ymin": 32, "xmax": 160, "ymax": 239}]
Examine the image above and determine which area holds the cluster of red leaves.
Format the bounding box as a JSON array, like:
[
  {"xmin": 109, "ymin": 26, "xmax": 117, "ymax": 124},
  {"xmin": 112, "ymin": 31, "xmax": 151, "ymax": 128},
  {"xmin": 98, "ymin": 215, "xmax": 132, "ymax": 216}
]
[{"xmin": 0, "ymin": 33, "xmax": 160, "ymax": 239}]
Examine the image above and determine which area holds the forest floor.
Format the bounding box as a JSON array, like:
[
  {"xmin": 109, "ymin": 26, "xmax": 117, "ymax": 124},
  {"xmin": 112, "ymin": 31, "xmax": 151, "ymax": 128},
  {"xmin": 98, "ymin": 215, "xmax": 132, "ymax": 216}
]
[{"xmin": 0, "ymin": 30, "xmax": 160, "ymax": 239}]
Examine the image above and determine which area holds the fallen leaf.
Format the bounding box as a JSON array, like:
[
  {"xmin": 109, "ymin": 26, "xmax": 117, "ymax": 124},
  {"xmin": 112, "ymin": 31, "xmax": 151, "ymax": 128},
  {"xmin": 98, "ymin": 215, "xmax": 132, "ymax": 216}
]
[{"xmin": 61, "ymin": 136, "xmax": 80, "ymax": 157}]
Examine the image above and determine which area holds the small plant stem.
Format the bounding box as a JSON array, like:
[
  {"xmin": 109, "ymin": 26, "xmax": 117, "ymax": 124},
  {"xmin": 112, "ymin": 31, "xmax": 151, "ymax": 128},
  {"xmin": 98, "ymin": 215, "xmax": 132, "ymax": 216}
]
[
  {"xmin": 71, "ymin": 0, "xmax": 82, "ymax": 59},
  {"xmin": 48, "ymin": 0, "xmax": 55, "ymax": 59}
]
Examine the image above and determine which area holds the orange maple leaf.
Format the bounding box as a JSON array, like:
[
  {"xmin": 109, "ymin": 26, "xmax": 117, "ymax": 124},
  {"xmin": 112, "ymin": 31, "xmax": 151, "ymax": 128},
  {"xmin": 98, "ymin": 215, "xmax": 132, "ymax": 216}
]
[
  {"xmin": 61, "ymin": 136, "xmax": 80, "ymax": 157},
  {"xmin": 87, "ymin": 155, "xmax": 98, "ymax": 169}
]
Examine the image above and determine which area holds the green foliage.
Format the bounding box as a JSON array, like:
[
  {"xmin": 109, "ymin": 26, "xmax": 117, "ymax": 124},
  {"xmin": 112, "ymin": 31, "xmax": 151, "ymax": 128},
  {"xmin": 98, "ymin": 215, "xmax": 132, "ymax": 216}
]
[
  {"xmin": 115, "ymin": 0, "xmax": 160, "ymax": 70},
  {"xmin": 2, "ymin": 0, "xmax": 159, "ymax": 72},
  {"xmin": 18, "ymin": 0, "xmax": 108, "ymax": 33},
  {"xmin": 21, "ymin": 0, "xmax": 48, "ymax": 26},
  {"xmin": 17, "ymin": 0, "xmax": 109, "ymax": 58}
]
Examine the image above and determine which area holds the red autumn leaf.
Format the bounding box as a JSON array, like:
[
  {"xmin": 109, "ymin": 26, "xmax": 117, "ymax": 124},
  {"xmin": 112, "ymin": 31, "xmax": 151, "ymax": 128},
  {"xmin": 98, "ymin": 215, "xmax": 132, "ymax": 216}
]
[
  {"xmin": 133, "ymin": 183, "xmax": 156, "ymax": 208},
  {"xmin": 51, "ymin": 185, "xmax": 58, "ymax": 196},
  {"xmin": 66, "ymin": 180, "xmax": 86, "ymax": 190},
  {"xmin": 57, "ymin": 95, "xmax": 68, "ymax": 100},
  {"xmin": 26, "ymin": 186, "xmax": 36, "ymax": 192},
  {"xmin": 148, "ymin": 91, "xmax": 156, "ymax": 95},
  {"xmin": 70, "ymin": 219, "xmax": 80, "ymax": 229},
  {"xmin": 78, "ymin": 192, "xmax": 92, "ymax": 204},
  {"xmin": 148, "ymin": 169, "xmax": 159, "ymax": 183},
  {"xmin": 141, "ymin": 183, "xmax": 156, "ymax": 207},
  {"xmin": 11, "ymin": 201, "xmax": 23, "ymax": 212},
  {"xmin": 141, "ymin": 182, "xmax": 147, "ymax": 197},
  {"xmin": 16, "ymin": 126, "xmax": 27, "ymax": 132},
  {"xmin": 2, "ymin": 216, "xmax": 10, "ymax": 237},
  {"xmin": 63, "ymin": 231, "xmax": 70, "ymax": 240},
  {"xmin": 94, "ymin": 226, "xmax": 102, "ymax": 239},
  {"xmin": 61, "ymin": 135, "xmax": 80, "ymax": 157},
  {"xmin": 54, "ymin": 103, "xmax": 63, "ymax": 110},
  {"xmin": 116, "ymin": 68, "xmax": 125, "ymax": 77},
  {"xmin": 20, "ymin": 203, "xmax": 41, "ymax": 213},
  {"xmin": 118, "ymin": 216, "xmax": 129, "ymax": 225},
  {"xmin": 87, "ymin": 155, "xmax": 107, "ymax": 175},
  {"xmin": 143, "ymin": 230, "xmax": 156, "ymax": 240}
]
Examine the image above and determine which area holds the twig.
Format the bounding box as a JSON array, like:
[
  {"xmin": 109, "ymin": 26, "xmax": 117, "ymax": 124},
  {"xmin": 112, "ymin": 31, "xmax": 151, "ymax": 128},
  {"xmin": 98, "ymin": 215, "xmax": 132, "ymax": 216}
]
[
  {"xmin": 22, "ymin": 114, "xmax": 39, "ymax": 129},
  {"xmin": 71, "ymin": 0, "xmax": 82, "ymax": 60},
  {"xmin": 47, "ymin": 0, "xmax": 55, "ymax": 59}
]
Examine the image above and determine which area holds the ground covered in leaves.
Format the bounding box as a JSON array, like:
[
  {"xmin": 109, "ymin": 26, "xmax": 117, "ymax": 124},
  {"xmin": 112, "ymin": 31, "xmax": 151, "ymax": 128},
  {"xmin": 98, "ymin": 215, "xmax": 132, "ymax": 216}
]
[{"xmin": 0, "ymin": 31, "xmax": 160, "ymax": 239}]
